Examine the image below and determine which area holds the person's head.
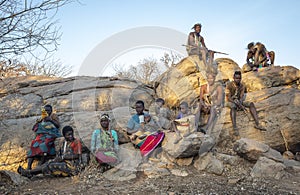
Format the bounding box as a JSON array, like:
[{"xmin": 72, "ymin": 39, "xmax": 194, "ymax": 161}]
[
  {"xmin": 233, "ymin": 71, "xmax": 242, "ymax": 85},
  {"xmin": 44, "ymin": 104, "xmax": 53, "ymax": 116},
  {"xmin": 100, "ymin": 113, "xmax": 110, "ymax": 130},
  {"xmin": 144, "ymin": 112, "xmax": 151, "ymax": 123},
  {"xmin": 179, "ymin": 101, "xmax": 189, "ymax": 114},
  {"xmin": 155, "ymin": 98, "xmax": 165, "ymax": 107},
  {"xmin": 206, "ymin": 72, "xmax": 217, "ymax": 86},
  {"xmin": 192, "ymin": 23, "xmax": 202, "ymax": 33},
  {"xmin": 62, "ymin": 126, "xmax": 74, "ymax": 142},
  {"xmin": 247, "ymin": 42, "xmax": 255, "ymax": 50},
  {"xmin": 135, "ymin": 100, "xmax": 144, "ymax": 115}
]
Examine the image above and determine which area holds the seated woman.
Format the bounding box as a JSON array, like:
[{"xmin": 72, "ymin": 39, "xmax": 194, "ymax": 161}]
[
  {"xmin": 18, "ymin": 126, "xmax": 82, "ymax": 178},
  {"xmin": 91, "ymin": 114, "xmax": 119, "ymax": 171},
  {"xmin": 27, "ymin": 105, "xmax": 61, "ymax": 170},
  {"xmin": 127, "ymin": 100, "xmax": 164, "ymax": 157}
]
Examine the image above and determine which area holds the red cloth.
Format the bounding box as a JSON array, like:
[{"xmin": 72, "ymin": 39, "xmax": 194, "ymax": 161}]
[
  {"xmin": 95, "ymin": 152, "xmax": 118, "ymax": 164},
  {"xmin": 140, "ymin": 132, "xmax": 164, "ymax": 157},
  {"xmin": 69, "ymin": 139, "xmax": 82, "ymax": 155}
]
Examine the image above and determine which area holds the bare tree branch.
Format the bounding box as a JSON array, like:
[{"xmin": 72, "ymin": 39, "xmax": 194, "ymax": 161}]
[
  {"xmin": 160, "ymin": 51, "xmax": 183, "ymax": 68},
  {"xmin": 0, "ymin": 58, "xmax": 72, "ymax": 78},
  {"xmin": 0, "ymin": 0, "xmax": 73, "ymax": 59}
]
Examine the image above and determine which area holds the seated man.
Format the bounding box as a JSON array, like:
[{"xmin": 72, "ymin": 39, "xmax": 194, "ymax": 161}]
[
  {"xmin": 149, "ymin": 98, "xmax": 172, "ymax": 130},
  {"xmin": 225, "ymin": 71, "xmax": 266, "ymax": 136},
  {"xmin": 18, "ymin": 126, "xmax": 82, "ymax": 178},
  {"xmin": 195, "ymin": 71, "xmax": 223, "ymax": 135},
  {"xmin": 127, "ymin": 100, "xmax": 164, "ymax": 157},
  {"xmin": 27, "ymin": 105, "xmax": 61, "ymax": 170},
  {"xmin": 187, "ymin": 23, "xmax": 209, "ymax": 65},
  {"xmin": 91, "ymin": 114, "xmax": 119, "ymax": 171},
  {"xmin": 246, "ymin": 42, "xmax": 275, "ymax": 71}
]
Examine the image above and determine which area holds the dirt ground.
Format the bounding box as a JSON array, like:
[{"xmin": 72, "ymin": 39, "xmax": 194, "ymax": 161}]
[{"xmin": 3, "ymin": 165, "xmax": 300, "ymax": 195}]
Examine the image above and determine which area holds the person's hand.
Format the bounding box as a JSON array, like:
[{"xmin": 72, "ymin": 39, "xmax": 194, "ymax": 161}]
[
  {"xmin": 44, "ymin": 116, "xmax": 52, "ymax": 122},
  {"xmin": 234, "ymin": 99, "xmax": 243, "ymax": 109},
  {"xmin": 130, "ymin": 134, "xmax": 137, "ymax": 141}
]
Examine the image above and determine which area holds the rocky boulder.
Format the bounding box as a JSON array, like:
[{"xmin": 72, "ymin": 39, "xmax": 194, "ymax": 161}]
[
  {"xmin": 215, "ymin": 58, "xmax": 241, "ymax": 82},
  {"xmin": 242, "ymin": 66, "xmax": 300, "ymax": 92},
  {"xmin": 233, "ymin": 138, "xmax": 283, "ymax": 162},
  {"xmin": 154, "ymin": 57, "xmax": 240, "ymax": 107},
  {"xmin": 162, "ymin": 132, "xmax": 205, "ymax": 158},
  {"xmin": 250, "ymin": 157, "xmax": 289, "ymax": 179},
  {"xmin": 155, "ymin": 57, "xmax": 300, "ymax": 153},
  {"xmin": 193, "ymin": 152, "xmax": 224, "ymax": 175}
]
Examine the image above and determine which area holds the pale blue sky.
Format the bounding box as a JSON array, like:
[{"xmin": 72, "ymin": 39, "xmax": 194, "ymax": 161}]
[{"xmin": 54, "ymin": 0, "xmax": 300, "ymax": 75}]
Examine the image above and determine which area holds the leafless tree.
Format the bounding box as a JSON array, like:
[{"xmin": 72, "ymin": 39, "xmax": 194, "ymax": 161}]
[
  {"xmin": 113, "ymin": 57, "xmax": 163, "ymax": 84},
  {"xmin": 0, "ymin": 60, "xmax": 28, "ymax": 77},
  {"xmin": 0, "ymin": 58, "xmax": 72, "ymax": 78},
  {"xmin": 112, "ymin": 52, "xmax": 184, "ymax": 84},
  {"xmin": 25, "ymin": 58, "xmax": 72, "ymax": 77},
  {"xmin": 0, "ymin": 0, "xmax": 73, "ymax": 59},
  {"xmin": 160, "ymin": 51, "xmax": 183, "ymax": 68}
]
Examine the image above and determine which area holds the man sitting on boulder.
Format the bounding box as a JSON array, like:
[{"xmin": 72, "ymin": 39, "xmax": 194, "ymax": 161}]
[
  {"xmin": 246, "ymin": 42, "xmax": 275, "ymax": 71},
  {"xmin": 225, "ymin": 71, "xmax": 266, "ymax": 136},
  {"xmin": 18, "ymin": 126, "xmax": 82, "ymax": 178},
  {"xmin": 187, "ymin": 23, "xmax": 210, "ymax": 65},
  {"xmin": 149, "ymin": 98, "xmax": 172, "ymax": 130},
  {"xmin": 127, "ymin": 100, "xmax": 164, "ymax": 157},
  {"xmin": 195, "ymin": 71, "xmax": 223, "ymax": 135}
]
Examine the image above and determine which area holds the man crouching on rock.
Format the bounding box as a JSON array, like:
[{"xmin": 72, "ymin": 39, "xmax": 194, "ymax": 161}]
[
  {"xmin": 225, "ymin": 71, "xmax": 266, "ymax": 136},
  {"xmin": 18, "ymin": 126, "xmax": 82, "ymax": 178}
]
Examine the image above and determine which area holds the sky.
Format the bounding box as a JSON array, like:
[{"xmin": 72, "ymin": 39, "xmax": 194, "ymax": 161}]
[{"xmin": 53, "ymin": 0, "xmax": 300, "ymax": 76}]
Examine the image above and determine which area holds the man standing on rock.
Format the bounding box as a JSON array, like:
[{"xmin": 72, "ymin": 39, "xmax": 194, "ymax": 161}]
[{"xmin": 225, "ymin": 71, "xmax": 266, "ymax": 136}]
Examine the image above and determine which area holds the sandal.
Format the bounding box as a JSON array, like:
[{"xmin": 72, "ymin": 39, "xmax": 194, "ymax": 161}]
[
  {"xmin": 254, "ymin": 124, "xmax": 267, "ymax": 131},
  {"xmin": 17, "ymin": 166, "xmax": 33, "ymax": 178}
]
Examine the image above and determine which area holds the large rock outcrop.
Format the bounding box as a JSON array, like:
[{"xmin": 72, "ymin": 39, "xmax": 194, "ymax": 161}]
[
  {"xmin": 154, "ymin": 56, "xmax": 241, "ymax": 107},
  {"xmin": 1, "ymin": 57, "xmax": 300, "ymax": 176},
  {"xmin": 154, "ymin": 58, "xmax": 300, "ymax": 153}
]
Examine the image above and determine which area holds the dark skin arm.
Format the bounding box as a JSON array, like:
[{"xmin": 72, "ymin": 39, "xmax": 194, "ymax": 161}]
[
  {"xmin": 188, "ymin": 32, "xmax": 197, "ymax": 47},
  {"xmin": 246, "ymin": 51, "xmax": 254, "ymax": 67},
  {"xmin": 44, "ymin": 115, "xmax": 60, "ymax": 128},
  {"xmin": 200, "ymin": 36, "xmax": 207, "ymax": 49},
  {"xmin": 199, "ymin": 84, "xmax": 210, "ymax": 112},
  {"xmin": 126, "ymin": 127, "xmax": 138, "ymax": 135},
  {"xmin": 199, "ymin": 84, "xmax": 206, "ymax": 104},
  {"xmin": 226, "ymin": 91, "xmax": 235, "ymax": 103},
  {"xmin": 254, "ymin": 43, "xmax": 267, "ymax": 66},
  {"xmin": 215, "ymin": 85, "xmax": 223, "ymax": 107}
]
